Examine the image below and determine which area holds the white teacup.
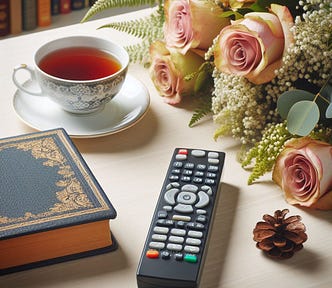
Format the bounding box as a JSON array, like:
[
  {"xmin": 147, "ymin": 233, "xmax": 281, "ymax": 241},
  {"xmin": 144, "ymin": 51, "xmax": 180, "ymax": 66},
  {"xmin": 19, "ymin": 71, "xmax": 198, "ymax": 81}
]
[{"xmin": 12, "ymin": 36, "xmax": 129, "ymax": 114}]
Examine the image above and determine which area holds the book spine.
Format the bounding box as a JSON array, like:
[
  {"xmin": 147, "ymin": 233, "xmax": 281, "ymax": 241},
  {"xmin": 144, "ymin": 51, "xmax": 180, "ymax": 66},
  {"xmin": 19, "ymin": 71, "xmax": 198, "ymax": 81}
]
[
  {"xmin": 51, "ymin": 0, "xmax": 60, "ymax": 15},
  {"xmin": 0, "ymin": 0, "xmax": 10, "ymax": 37},
  {"xmin": 22, "ymin": 0, "xmax": 37, "ymax": 31},
  {"xmin": 9, "ymin": 0, "xmax": 22, "ymax": 35},
  {"xmin": 60, "ymin": 0, "xmax": 70, "ymax": 13},
  {"xmin": 71, "ymin": 0, "xmax": 84, "ymax": 10},
  {"xmin": 37, "ymin": 0, "xmax": 51, "ymax": 27}
]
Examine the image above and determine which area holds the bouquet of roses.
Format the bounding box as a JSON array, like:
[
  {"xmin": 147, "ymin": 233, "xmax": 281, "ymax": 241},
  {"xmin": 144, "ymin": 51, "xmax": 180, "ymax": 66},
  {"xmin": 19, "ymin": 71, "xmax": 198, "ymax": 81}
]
[{"xmin": 83, "ymin": 0, "xmax": 332, "ymax": 210}]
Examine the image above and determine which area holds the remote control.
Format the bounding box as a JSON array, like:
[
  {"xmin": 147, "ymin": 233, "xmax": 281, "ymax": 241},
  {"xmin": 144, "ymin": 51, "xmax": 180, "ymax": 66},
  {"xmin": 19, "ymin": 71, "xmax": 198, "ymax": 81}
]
[{"xmin": 137, "ymin": 148, "xmax": 225, "ymax": 288}]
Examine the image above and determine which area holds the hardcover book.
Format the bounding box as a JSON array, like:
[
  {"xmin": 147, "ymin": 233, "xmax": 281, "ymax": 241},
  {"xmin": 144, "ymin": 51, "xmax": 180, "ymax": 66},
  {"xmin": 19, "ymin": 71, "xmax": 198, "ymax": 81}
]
[
  {"xmin": 0, "ymin": 128, "xmax": 117, "ymax": 275},
  {"xmin": 22, "ymin": 0, "xmax": 37, "ymax": 31},
  {"xmin": 0, "ymin": 0, "xmax": 10, "ymax": 37}
]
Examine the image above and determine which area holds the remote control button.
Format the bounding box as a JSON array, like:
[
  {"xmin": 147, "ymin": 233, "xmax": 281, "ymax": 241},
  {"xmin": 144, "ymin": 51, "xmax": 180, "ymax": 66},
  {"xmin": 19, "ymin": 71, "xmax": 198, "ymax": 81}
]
[
  {"xmin": 184, "ymin": 254, "xmax": 197, "ymax": 263},
  {"xmin": 201, "ymin": 185, "xmax": 212, "ymax": 195},
  {"xmin": 171, "ymin": 228, "xmax": 186, "ymax": 236},
  {"xmin": 187, "ymin": 222, "xmax": 205, "ymax": 230},
  {"xmin": 173, "ymin": 161, "xmax": 183, "ymax": 168},
  {"xmin": 196, "ymin": 215, "xmax": 207, "ymax": 223},
  {"xmin": 163, "ymin": 205, "xmax": 173, "ymax": 212},
  {"xmin": 152, "ymin": 234, "xmax": 167, "ymax": 242},
  {"xmin": 164, "ymin": 188, "xmax": 179, "ymax": 205},
  {"xmin": 181, "ymin": 176, "xmax": 191, "ymax": 182},
  {"xmin": 208, "ymin": 152, "xmax": 219, "ymax": 158},
  {"xmin": 194, "ymin": 171, "xmax": 204, "ymax": 177},
  {"xmin": 184, "ymin": 246, "xmax": 200, "ymax": 254},
  {"xmin": 208, "ymin": 165, "xmax": 218, "ymax": 172},
  {"xmin": 176, "ymin": 221, "xmax": 186, "ymax": 228},
  {"xmin": 174, "ymin": 253, "xmax": 184, "ymax": 261},
  {"xmin": 158, "ymin": 210, "xmax": 168, "ymax": 219},
  {"xmin": 166, "ymin": 182, "xmax": 180, "ymax": 189},
  {"xmin": 186, "ymin": 238, "xmax": 201, "ymax": 246},
  {"xmin": 188, "ymin": 230, "xmax": 203, "ymax": 238},
  {"xmin": 176, "ymin": 154, "xmax": 187, "ymax": 160},
  {"xmin": 196, "ymin": 164, "xmax": 206, "ymax": 170},
  {"xmin": 146, "ymin": 249, "xmax": 159, "ymax": 259},
  {"xmin": 206, "ymin": 172, "xmax": 217, "ymax": 178},
  {"xmin": 193, "ymin": 177, "xmax": 203, "ymax": 184},
  {"xmin": 157, "ymin": 219, "xmax": 174, "ymax": 227},
  {"xmin": 184, "ymin": 163, "xmax": 194, "ymax": 169},
  {"xmin": 191, "ymin": 150, "xmax": 206, "ymax": 157},
  {"xmin": 172, "ymin": 169, "xmax": 181, "ymax": 174},
  {"xmin": 177, "ymin": 192, "xmax": 197, "ymax": 205},
  {"xmin": 172, "ymin": 215, "xmax": 191, "ymax": 222},
  {"xmin": 161, "ymin": 251, "xmax": 171, "ymax": 260},
  {"xmin": 208, "ymin": 158, "xmax": 219, "ymax": 164},
  {"xmin": 174, "ymin": 204, "xmax": 194, "ymax": 213},
  {"xmin": 182, "ymin": 169, "xmax": 193, "ymax": 176},
  {"xmin": 195, "ymin": 191, "xmax": 209, "ymax": 208},
  {"xmin": 178, "ymin": 149, "xmax": 188, "ymax": 155},
  {"xmin": 168, "ymin": 236, "xmax": 185, "ymax": 244},
  {"xmin": 153, "ymin": 227, "xmax": 169, "ymax": 234},
  {"xmin": 149, "ymin": 242, "xmax": 165, "ymax": 250},
  {"xmin": 169, "ymin": 175, "xmax": 179, "ymax": 181},
  {"xmin": 167, "ymin": 243, "xmax": 183, "ymax": 251},
  {"xmin": 182, "ymin": 184, "xmax": 199, "ymax": 193},
  {"xmin": 196, "ymin": 209, "xmax": 207, "ymax": 215},
  {"xmin": 205, "ymin": 179, "xmax": 215, "ymax": 185}
]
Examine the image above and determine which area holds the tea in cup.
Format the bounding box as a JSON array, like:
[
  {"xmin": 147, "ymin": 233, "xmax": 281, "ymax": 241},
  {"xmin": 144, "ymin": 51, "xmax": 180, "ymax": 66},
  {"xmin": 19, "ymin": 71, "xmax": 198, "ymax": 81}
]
[{"xmin": 12, "ymin": 36, "xmax": 129, "ymax": 114}]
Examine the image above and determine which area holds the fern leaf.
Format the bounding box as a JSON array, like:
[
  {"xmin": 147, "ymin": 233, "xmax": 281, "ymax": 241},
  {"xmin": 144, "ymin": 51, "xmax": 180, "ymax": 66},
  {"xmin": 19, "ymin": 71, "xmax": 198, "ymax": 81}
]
[
  {"xmin": 189, "ymin": 97, "xmax": 212, "ymax": 127},
  {"xmin": 82, "ymin": 0, "xmax": 159, "ymax": 22}
]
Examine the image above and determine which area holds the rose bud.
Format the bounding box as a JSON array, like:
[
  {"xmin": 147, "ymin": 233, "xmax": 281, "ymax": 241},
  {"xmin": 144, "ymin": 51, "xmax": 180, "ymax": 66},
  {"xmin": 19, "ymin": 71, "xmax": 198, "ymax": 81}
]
[
  {"xmin": 214, "ymin": 4, "xmax": 294, "ymax": 84},
  {"xmin": 272, "ymin": 137, "xmax": 332, "ymax": 210}
]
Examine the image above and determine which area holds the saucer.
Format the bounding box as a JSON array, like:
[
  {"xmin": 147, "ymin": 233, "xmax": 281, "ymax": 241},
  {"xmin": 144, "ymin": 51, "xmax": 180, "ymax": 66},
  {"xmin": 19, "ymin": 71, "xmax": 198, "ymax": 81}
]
[{"xmin": 13, "ymin": 75, "xmax": 150, "ymax": 138}]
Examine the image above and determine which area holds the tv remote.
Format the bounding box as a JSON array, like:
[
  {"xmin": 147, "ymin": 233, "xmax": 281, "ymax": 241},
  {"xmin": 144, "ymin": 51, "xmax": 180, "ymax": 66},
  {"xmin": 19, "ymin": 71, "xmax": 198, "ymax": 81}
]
[{"xmin": 137, "ymin": 148, "xmax": 225, "ymax": 288}]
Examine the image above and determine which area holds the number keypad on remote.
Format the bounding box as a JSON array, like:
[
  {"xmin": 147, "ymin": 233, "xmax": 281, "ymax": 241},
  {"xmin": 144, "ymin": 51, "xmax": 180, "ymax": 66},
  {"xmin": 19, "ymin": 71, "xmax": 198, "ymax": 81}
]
[{"xmin": 137, "ymin": 148, "xmax": 225, "ymax": 288}]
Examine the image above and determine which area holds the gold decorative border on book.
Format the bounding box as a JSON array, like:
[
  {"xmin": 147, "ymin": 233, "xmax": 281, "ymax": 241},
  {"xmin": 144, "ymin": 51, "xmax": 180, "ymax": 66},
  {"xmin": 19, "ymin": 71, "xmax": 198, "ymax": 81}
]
[{"xmin": 0, "ymin": 130, "xmax": 111, "ymax": 231}]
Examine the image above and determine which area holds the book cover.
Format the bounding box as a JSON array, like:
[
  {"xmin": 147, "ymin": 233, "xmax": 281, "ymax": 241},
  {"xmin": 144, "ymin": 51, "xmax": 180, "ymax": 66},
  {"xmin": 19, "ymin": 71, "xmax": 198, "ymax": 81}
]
[
  {"xmin": 60, "ymin": 0, "xmax": 70, "ymax": 13},
  {"xmin": 22, "ymin": 0, "xmax": 37, "ymax": 31},
  {"xmin": 37, "ymin": 0, "xmax": 51, "ymax": 27},
  {"xmin": 0, "ymin": 128, "xmax": 117, "ymax": 275},
  {"xmin": 71, "ymin": 0, "xmax": 84, "ymax": 10},
  {"xmin": 0, "ymin": 0, "xmax": 10, "ymax": 37},
  {"xmin": 9, "ymin": 0, "xmax": 22, "ymax": 35},
  {"xmin": 51, "ymin": 0, "xmax": 60, "ymax": 15}
]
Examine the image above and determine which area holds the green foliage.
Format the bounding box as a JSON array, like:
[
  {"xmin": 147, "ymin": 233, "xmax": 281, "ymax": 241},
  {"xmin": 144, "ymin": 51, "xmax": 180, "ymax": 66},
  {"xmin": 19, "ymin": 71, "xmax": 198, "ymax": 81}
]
[
  {"xmin": 242, "ymin": 122, "xmax": 292, "ymax": 185},
  {"xmin": 189, "ymin": 97, "xmax": 212, "ymax": 128},
  {"xmin": 81, "ymin": 0, "xmax": 159, "ymax": 22}
]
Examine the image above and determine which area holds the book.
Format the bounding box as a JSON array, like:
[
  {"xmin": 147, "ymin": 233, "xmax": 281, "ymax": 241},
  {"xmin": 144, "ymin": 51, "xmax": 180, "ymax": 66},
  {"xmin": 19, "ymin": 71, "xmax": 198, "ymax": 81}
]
[
  {"xmin": 22, "ymin": 0, "xmax": 37, "ymax": 31},
  {"xmin": 71, "ymin": 0, "xmax": 84, "ymax": 10},
  {"xmin": 51, "ymin": 0, "xmax": 60, "ymax": 15},
  {"xmin": 37, "ymin": 0, "xmax": 51, "ymax": 27},
  {"xmin": 0, "ymin": 0, "xmax": 10, "ymax": 37},
  {"xmin": 60, "ymin": 0, "xmax": 70, "ymax": 13},
  {"xmin": 9, "ymin": 0, "xmax": 22, "ymax": 35},
  {"xmin": 0, "ymin": 128, "xmax": 117, "ymax": 275}
]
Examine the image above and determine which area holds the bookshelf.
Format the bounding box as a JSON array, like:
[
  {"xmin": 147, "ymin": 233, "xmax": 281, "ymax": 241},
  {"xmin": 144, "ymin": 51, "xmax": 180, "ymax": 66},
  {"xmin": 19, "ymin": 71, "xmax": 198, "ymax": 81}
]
[{"xmin": 0, "ymin": 4, "xmax": 148, "ymax": 40}]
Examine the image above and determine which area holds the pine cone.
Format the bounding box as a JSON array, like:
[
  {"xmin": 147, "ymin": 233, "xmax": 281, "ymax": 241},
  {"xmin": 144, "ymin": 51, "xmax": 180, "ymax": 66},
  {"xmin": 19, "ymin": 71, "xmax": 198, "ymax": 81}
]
[{"xmin": 253, "ymin": 209, "xmax": 308, "ymax": 259}]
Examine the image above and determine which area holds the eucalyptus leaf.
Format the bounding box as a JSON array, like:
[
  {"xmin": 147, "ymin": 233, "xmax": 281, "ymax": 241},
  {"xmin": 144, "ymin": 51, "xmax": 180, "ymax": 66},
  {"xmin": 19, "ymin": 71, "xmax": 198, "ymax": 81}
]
[
  {"xmin": 287, "ymin": 100, "xmax": 320, "ymax": 136},
  {"xmin": 326, "ymin": 103, "xmax": 332, "ymax": 118},
  {"xmin": 277, "ymin": 89, "xmax": 315, "ymax": 119}
]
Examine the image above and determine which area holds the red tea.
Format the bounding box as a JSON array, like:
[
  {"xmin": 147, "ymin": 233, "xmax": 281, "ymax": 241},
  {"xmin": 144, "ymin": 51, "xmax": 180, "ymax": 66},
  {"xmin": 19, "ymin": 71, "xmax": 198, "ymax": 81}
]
[{"xmin": 38, "ymin": 47, "xmax": 121, "ymax": 80}]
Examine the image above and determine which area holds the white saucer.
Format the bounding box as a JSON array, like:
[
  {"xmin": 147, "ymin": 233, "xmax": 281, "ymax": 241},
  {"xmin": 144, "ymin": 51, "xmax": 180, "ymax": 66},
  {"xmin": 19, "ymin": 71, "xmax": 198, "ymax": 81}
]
[{"xmin": 13, "ymin": 74, "xmax": 150, "ymax": 138}]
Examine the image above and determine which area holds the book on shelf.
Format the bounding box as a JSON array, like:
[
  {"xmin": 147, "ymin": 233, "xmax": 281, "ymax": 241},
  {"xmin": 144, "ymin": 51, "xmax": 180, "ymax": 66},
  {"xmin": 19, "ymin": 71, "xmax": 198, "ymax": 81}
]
[
  {"xmin": 37, "ymin": 0, "xmax": 51, "ymax": 27},
  {"xmin": 9, "ymin": 0, "xmax": 22, "ymax": 35},
  {"xmin": 71, "ymin": 0, "xmax": 84, "ymax": 10},
  {"xmin": 22, "ymin": 0, "xmax": 37, "ymax": 31},
  {"xmin": 0, "ymin": 0, "xmax": 10, "ymax": 36},
  {"xmin": 51, "ymin": 0, "xmax": 60, "ymax": 15},
  {"xmin": 60, "ymin": 0, "xmax": 71, "ymax": 13},
  {"xmin": 0, "ymin": 128, "xmax": 117, "ymax": 275}
]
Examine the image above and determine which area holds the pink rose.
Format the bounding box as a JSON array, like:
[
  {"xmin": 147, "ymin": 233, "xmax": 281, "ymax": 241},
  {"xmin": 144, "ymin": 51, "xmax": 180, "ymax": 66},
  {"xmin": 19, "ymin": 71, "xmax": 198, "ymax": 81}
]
[
  {"xmin": 272, "ymin": 137, "xmax": 332, "ymax": 210},
  {"xmin": 149, "ymin": 40, "xmax": 205, "ymax": 104},
  {"xmin": 164, "ymin": 0, "xmax": 230, "ymax": 54},
  {"xmin": 214, "ymin": 4, "xmax": 294, "ymax": 84}
]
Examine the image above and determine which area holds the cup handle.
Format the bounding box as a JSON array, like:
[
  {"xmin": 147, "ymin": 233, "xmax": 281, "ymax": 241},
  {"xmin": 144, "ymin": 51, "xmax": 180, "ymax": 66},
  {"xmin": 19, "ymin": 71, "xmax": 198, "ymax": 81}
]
[{"xmin": 12, "ymin": 64, "xmax": 43, "ymax": 96}]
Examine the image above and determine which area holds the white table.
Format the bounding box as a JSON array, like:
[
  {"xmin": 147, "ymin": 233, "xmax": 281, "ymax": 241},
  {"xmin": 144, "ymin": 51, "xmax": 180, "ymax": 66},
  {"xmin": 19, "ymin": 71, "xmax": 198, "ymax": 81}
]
[{"xmin": 0, "ymin": 8, "xmax": 331, "ymax": 288}]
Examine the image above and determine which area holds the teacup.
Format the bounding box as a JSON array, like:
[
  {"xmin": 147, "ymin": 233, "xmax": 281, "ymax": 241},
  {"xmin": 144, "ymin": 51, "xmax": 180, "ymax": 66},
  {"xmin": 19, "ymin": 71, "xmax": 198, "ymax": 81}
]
[{"xmin": 12, "ymin": 36, "xmax": 129, "ymax": 114}]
